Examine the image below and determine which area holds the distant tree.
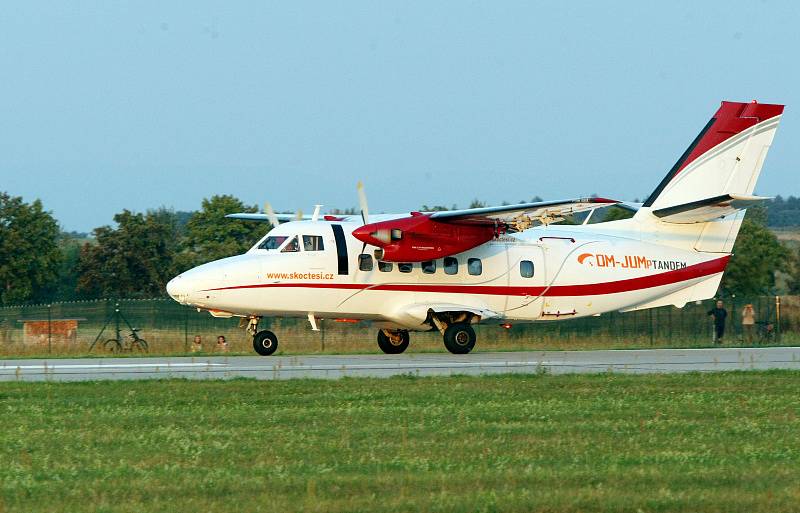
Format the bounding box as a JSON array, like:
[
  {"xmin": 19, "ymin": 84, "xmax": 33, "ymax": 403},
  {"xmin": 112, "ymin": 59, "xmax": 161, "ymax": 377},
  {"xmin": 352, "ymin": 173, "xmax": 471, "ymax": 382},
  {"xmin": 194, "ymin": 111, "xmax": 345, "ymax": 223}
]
[
  {"xmin": 181, "ymin": 195, "xmax": 266, "ymax": 268},
  {"xmin": 787, "ymin": 247, "xmax": 800, "ymax": 295},
  {"xmin": 0, "ymin": 192, "xmax": 62, "ymax": 305},
  {"xmin": 469, "ymin": 199, "xmax": 486, "ymax": 209},
  {"xmin": 766, "ymin": 195, "xmax": 800, "ymax": 227},
  {"xmin": 421, "ymin": 205, "xmax": 451, "ymax": 212},
  {"xmin": 76, "ymin": 210, "xmax": 181, "ymax": 298},
  {"xmin": 53, "ymin": 233, "xmax": 85, "ymax": 301},
  {"xmin": 721, "ymin": 209, "xmax": 790, "ymax": 296}
]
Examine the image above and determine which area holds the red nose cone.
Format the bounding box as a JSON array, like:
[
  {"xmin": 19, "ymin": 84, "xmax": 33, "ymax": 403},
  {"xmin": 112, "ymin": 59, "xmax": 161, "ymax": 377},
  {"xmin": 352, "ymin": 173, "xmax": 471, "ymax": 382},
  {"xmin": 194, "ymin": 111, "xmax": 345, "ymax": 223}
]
[{"xmin": 352, "ymin": 225, "xmax": 374, "ymax": 245}]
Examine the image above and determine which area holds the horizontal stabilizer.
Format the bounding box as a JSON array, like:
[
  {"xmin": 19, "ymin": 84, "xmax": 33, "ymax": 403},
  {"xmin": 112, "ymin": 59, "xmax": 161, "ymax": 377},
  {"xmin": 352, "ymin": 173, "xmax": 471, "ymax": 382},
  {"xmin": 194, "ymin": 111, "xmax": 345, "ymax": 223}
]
[{"xmin": 652, "ymin": 194, "xmax": 770, "ymax": 224}]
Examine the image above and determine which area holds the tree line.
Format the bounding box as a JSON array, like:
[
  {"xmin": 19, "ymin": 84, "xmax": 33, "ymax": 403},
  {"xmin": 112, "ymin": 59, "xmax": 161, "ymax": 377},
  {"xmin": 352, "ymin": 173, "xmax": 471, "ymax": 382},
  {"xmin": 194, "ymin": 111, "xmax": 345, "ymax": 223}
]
[{"xmin": 1, "ymin": 191, "xmax": 799, "ymax": 306}]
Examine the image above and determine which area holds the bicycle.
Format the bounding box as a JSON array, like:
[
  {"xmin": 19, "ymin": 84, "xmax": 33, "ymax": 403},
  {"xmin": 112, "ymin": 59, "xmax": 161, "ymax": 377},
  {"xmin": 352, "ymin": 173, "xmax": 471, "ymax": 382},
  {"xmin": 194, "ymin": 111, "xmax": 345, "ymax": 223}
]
[
  {"xmin": 89, "ymin": 303, "xmax": 150, "ymax": 354},
  {"xmin": 103, "ymin": 327, "xmax": 149, "ymax": 353}
]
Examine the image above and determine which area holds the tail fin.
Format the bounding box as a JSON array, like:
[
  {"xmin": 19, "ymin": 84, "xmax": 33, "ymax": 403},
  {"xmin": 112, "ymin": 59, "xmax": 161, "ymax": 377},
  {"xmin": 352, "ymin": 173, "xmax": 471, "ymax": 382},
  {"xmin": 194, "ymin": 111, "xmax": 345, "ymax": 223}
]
[
  {"xmin": 643, "ymin": 100, "xmax": 784, "ymax": 210},
  {"xmin": 636, "ymin": 100, "xmax": 784, "ymax": 253}
]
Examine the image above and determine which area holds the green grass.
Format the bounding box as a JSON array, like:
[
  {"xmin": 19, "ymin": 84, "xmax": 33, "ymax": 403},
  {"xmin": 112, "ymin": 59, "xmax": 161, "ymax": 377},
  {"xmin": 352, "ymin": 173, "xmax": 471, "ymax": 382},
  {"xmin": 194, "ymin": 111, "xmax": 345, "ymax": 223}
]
[{"xmin": 2, "ymin": 372, "xmax": 800, "ymax": 512}]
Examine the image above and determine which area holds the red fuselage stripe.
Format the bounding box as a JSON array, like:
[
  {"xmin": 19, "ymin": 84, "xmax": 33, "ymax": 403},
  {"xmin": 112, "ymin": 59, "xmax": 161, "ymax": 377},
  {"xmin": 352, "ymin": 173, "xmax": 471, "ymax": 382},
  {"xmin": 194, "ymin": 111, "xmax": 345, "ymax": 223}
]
[{"xmin": 205, "ymin": 256, "xmax": 729, "ymax": 297}]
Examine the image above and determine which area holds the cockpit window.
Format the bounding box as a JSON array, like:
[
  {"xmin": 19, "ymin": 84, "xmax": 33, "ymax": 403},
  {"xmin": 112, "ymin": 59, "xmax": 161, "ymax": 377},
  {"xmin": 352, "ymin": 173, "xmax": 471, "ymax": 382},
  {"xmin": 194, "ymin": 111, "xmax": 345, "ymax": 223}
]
[
  {"xmin": 281, "ymin": 236, "xmax": 300, "ymax": 253},
  {"xmin": 258, "ymin": 236, "xmax": 288, "ymax": 250},
  {"xmin": 303, "ymin": 235, "xmax": 324, "ymax": 251}
]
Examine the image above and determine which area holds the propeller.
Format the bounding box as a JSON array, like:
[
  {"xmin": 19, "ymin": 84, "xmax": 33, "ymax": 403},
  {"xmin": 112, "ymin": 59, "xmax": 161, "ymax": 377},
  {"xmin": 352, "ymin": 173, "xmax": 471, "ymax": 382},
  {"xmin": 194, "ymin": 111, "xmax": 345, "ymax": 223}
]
[
  {"xmin": 295, "ymin": 208, "xmax": 303, "ymax": 221},
  {"xmin": 356, "ymin": 181, "xmax": 370, "ymax": 255},
  {"xmin": 263, "ymin": 202, "xmax": 279, "ymax": 228},
  {"xmin": 357, "ymin": 181, "xmax": 369, "ymax": 225}
]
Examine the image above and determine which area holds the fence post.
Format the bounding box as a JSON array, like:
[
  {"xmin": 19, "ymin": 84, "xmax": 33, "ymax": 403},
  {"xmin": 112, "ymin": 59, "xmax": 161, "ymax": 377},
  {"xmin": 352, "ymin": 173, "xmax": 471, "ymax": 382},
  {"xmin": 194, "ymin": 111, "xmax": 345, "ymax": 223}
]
[
  {"xmin": 184, "ymin": 307, "xmax": 189, "ymax": 353},
  {"xmin": 776, "ymin": 295, "xmax": 781, "ymax": 343},
  {"xmin": 47, "ymin": 303, "xmax": 52, "ymax": 354},
  {"xmin": 649, "ymin": 309, "xmax": 654, "ymax": 346}
]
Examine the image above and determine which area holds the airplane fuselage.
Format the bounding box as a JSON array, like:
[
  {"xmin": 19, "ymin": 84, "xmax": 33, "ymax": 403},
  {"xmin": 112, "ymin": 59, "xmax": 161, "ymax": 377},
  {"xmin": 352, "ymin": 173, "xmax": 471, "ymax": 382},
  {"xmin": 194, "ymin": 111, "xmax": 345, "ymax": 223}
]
[{"xmin": 167, "ymin": 218, "xmax": 725, "ymax": 331}]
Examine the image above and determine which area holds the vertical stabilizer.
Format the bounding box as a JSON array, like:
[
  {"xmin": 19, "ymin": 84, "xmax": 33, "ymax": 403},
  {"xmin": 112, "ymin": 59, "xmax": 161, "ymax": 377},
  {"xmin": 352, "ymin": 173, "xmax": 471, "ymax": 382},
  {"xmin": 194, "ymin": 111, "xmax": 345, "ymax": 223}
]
[{"xmin": 636, "ymin": 101, "xmax": 784, "ymax": 252}]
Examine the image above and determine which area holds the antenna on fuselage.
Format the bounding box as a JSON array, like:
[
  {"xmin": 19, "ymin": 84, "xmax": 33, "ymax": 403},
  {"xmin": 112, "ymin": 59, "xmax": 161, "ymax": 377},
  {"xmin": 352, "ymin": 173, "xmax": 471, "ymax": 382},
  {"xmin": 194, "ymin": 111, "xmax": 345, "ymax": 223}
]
[{"xmin": 311, "ymin": 205, "xmax": 322, "ymax": 222}]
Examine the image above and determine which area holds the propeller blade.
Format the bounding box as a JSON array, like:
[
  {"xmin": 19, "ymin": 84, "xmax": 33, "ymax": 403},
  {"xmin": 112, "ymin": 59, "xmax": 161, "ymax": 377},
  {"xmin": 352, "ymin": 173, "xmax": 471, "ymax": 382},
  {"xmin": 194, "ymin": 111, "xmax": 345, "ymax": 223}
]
[
  {"xmin": 357, "ymin": 181, "xmax": 369, "ymax": 225},
  {"xmin": 295, "ymin": 209, "xmax": 303, "ymax": 221},
  {"xmin": 264, "ymin": 202, "xmax": 279, "ymax": 227}
]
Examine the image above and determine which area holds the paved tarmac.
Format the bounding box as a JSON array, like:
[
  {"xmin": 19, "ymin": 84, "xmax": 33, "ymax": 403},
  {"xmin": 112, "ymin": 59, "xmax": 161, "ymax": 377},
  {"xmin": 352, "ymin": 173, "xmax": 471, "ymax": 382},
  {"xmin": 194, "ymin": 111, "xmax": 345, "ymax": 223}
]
[{"xmin": 2, "ymin": 346, "xmax": 800, "ymax": 382}]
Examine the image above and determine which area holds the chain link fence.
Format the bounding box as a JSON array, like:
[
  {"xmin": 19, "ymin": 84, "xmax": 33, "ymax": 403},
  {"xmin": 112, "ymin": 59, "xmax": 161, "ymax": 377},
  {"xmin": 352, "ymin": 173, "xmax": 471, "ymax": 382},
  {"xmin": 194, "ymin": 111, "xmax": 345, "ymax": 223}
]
[{"xmin": 0, "ymin": 296, "xmax": 797, "ymax": 356}]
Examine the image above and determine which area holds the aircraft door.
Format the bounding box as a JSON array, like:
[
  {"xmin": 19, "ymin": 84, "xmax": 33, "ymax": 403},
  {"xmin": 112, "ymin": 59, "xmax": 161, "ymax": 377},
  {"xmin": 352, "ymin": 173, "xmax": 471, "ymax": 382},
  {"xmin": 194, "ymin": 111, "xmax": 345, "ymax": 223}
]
[{"xmin": 504, "ymin": 245, "xmax": 546, "ymax": 320}]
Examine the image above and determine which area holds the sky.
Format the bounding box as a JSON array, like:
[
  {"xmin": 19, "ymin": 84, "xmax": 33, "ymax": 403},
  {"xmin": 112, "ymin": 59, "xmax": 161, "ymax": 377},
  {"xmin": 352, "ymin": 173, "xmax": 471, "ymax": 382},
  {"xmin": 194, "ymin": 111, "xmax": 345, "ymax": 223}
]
[{"xmin": 1, "ymin": 1, "xmax": 799, "ymax": 232}]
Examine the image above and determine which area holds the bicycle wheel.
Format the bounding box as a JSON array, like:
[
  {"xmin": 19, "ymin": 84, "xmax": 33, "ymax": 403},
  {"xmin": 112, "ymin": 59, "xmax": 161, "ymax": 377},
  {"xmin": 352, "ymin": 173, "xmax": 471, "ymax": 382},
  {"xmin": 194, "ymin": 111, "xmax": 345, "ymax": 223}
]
[
  {"xmin": 132, "ymin": 338, "xmax": 149, "ymax": 353},
  {"xmin": 103, "ymin": 339, "xmax": 122, "ymax": 353}
]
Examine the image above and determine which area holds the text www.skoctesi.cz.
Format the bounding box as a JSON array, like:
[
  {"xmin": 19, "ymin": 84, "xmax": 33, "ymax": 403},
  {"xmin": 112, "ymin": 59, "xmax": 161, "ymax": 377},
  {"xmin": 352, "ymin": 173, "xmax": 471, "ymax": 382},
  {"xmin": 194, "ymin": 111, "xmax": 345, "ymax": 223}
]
[{"xmin": 264, "ymin": 272, "xmax": 335, "ymax": 280}]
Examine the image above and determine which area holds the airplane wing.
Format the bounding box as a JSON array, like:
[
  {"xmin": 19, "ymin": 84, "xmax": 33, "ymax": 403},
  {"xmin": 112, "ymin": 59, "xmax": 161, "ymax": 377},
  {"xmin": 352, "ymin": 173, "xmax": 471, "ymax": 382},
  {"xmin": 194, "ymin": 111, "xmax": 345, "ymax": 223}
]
[
  {"xmin": 225, "ymin": 213, "xmax": 314, "ymax": 222},
  {"xmin": 429, "ymin": 197, "xmax": 619, "ymax": 231}
]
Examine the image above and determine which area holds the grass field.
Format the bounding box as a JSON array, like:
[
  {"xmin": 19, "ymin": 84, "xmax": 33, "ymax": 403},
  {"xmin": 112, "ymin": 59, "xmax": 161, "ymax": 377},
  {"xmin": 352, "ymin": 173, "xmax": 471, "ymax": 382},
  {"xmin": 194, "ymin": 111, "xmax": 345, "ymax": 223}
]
[{"xmin": 2, "ymin": 372, "xmax": 800, "ymax": 512}]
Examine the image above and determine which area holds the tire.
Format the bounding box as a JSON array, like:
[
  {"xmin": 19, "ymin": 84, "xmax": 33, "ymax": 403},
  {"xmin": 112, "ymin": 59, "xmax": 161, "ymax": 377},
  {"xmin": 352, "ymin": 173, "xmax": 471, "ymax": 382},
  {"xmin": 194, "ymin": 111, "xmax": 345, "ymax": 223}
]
[
  {"xmin": 443, "ymin": 323, "xmax": 476, "ymax": 354},
  {"xmin": 377, "ymin": 330, "xmax": 410, "ymax": 354},
  {"xmin": 103, "ymin": 339, "xmax": 122, "ymax": 353},
  {"xmin": 132, "ymin": 339, "xmax": 149, "ymax": 353},
  {"xmin": 253, "ymin": 330, "xmax": 279, "ymax": 356}
]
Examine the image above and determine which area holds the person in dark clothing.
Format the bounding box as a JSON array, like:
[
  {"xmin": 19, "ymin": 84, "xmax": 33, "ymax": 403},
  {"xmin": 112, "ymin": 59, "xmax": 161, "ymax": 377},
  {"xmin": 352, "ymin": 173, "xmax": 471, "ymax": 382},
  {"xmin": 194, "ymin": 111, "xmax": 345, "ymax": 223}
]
[{"xmin": 708, "ymin": 300, "xmax": 728, "ymax": 344}]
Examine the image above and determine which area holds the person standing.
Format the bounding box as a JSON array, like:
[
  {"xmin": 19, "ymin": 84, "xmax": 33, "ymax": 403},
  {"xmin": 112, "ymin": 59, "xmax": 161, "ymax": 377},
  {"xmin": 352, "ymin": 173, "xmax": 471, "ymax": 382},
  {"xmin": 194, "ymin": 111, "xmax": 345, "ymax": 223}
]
[
  {"xmin": 708, "ymin": 300, "xmax": 728, "ymax": 344},
  {"xmin": 216, "ymin": 335, "xmax": 229, "ymax": 353},
  {"xmin": 742, "ymin": 304, "xmax": 756, "ymax": 344},
  {"xmin": 191, "ymin": 335, "xmax": 203, "ymax": 353}
]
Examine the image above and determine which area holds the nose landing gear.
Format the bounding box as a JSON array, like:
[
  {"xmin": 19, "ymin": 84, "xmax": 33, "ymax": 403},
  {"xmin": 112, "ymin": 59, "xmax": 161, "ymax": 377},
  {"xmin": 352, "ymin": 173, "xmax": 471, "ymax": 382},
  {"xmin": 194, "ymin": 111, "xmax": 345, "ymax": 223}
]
[
  {"xmin": 253, "ymin": 329, "xmax": 279, "ymax": 356},
  {"xmin": 377, "ymin": 329, "xmax": 410, "ymax": 354},
  {"xmin": 240, "ymin": 316, "xmax": 279, "ymax": 356}
]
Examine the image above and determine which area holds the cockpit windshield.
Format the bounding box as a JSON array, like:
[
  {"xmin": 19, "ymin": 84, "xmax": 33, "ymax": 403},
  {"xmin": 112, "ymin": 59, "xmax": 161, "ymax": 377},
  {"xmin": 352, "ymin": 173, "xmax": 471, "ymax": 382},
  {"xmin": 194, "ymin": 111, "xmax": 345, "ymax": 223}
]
[
  {"xmin": 281, "ymin": 236, "xmax": 300, "ymax": 253},
  {"xmin": 258, "ymin": 236, "xmax": 288, "ymax": 250}
]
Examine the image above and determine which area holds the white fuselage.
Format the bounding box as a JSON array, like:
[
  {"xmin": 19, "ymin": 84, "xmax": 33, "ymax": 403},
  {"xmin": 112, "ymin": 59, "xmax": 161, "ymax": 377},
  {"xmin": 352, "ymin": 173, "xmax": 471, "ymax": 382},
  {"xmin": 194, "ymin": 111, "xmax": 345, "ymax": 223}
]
[{"xmin": 166, "ymin": 217, "xmax": 727, "ymax": 331}]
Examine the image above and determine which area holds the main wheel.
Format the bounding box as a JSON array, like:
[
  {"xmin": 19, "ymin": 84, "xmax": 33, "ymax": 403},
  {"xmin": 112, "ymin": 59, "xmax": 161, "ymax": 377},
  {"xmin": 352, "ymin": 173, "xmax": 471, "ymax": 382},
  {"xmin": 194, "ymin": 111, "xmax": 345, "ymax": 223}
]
[
  {"xmin": 103, "ymin": 339, "xmax": 122, "ymax": 353},
  {"xmin": 377, "ymin": 330, "xmax": 409, "ymax": 354},
  {"xmin": 443, "ymin": 323, "xmax": 476, "ymax": 354},
  {"xmin": 253, "ymin": 330, "xmax": 279, "ymax": 356}
]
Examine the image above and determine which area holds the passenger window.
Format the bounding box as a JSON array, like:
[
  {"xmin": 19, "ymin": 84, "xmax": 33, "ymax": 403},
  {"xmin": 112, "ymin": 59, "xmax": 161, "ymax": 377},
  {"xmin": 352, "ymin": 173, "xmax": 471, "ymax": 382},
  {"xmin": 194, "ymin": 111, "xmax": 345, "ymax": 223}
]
[
  {"xmin": 391, "ymin": 229, "xmax": 403, "ymax": 240},
  {"xmin": 467, "ymin": 258, "xmax": 482, "ymax": 276},
  {"xmin": 421, "ymin": 260, "xmax": 436, "ymax": 274},
  {"xmin": 303, "ymin": 235, "xmax": 324, "ymax": 251},
  {"xmin": 259, "ymin": 235, "xmax": 288, "ymax": 250},
  {"xmin": 358, "ymin": 254, "xmax": 373, "ymax": 271},
  {"xmin": 398, "ymin": 263, "xmax": 413, "ymax": 273},
  {"xmin": 520, "ymin": 260, "xmax": 534, "ymax": 278},
  {"xmin": 378, "ymin": 261, "xmax": 393, "ymax": 272},
  {"xmin": 443, "ymin": 257, "xmax": 458, "ymax": 275},
  {"xmin": 281, "ymin": 236, "xmax": 300, "ymax": 253}
]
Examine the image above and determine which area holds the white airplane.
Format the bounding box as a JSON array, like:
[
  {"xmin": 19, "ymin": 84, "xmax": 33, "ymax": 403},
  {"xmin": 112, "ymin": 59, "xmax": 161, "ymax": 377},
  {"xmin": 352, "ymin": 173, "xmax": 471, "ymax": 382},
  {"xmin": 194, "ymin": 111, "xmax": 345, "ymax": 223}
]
[{"xmin": 167, "ymin": 100, "xmax": 784, "ymax": 356}]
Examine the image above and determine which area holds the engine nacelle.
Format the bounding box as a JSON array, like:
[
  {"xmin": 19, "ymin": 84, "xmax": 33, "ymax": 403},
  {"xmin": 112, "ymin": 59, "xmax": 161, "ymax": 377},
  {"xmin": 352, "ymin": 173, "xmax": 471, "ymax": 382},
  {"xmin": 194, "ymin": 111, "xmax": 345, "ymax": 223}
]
[{"xmin": 352, "ymin": 213, "xmax": 496, "ymax": 262}]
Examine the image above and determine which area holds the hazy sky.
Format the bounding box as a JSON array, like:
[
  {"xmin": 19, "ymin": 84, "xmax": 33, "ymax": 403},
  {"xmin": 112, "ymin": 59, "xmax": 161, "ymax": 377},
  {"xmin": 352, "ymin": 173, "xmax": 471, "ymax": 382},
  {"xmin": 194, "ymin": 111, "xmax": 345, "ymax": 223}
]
[{"xmin": 2, "ymin": 1, "xmax": 799, "ymax": 232}]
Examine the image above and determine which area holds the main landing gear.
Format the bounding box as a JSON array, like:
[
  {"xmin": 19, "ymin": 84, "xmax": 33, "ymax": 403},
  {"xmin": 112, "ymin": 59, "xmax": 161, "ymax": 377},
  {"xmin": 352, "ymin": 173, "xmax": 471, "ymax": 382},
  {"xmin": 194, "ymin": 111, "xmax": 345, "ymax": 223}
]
[
  {"xmin": 377, "ymin": 329, "xmax": 410, "ymax": 354},
  {"xmin": 431, "ymin": 312, "xmax": 478, "ymax": 354}
]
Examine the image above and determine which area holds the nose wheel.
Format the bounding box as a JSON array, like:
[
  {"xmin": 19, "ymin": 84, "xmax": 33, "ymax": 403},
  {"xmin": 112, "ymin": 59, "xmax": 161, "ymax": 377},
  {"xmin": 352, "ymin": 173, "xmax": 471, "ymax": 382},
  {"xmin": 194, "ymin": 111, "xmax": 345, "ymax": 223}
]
[
  {"xmin": 377, "ymin": 329, "xmax": 410, "ymax": 354},
  {"xmin": 253, "ymin": 330, "xmax": 279, "ymax": 356}
]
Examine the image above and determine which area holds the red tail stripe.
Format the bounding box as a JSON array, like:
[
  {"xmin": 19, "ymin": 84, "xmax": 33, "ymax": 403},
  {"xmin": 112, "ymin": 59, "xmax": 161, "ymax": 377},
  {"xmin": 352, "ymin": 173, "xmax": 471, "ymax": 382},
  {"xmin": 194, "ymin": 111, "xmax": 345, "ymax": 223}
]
[
  {"xmin": 204, "ymin": 256, "xmax": 729, "ymax": 297},
  {"xmin": 676, "ymin": 101, "xmax": 784, "ymax": 178}
]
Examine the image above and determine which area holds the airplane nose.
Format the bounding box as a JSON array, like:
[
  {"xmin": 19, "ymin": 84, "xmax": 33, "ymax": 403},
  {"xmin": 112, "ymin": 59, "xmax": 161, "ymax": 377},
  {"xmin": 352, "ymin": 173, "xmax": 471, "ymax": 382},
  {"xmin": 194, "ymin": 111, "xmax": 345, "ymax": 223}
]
[{"xmin": 166, "ymin": 275, "xmax": 187, "ymax": 303}]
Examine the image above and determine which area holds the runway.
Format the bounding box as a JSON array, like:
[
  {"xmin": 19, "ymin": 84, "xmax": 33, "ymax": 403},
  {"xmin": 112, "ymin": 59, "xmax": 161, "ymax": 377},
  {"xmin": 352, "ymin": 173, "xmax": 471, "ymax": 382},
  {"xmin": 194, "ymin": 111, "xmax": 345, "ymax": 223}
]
[{"xmin": 2, "ymin": 346, "xmax": 800, "ymax": 381}]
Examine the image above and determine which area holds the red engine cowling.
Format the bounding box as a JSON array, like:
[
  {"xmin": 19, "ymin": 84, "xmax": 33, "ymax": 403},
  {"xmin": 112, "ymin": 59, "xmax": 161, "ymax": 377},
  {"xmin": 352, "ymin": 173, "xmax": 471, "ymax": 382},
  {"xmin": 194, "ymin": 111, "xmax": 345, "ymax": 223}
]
[{"xmin": 351, "ymin": 213, "xmax": 497, "ymax": 262}]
